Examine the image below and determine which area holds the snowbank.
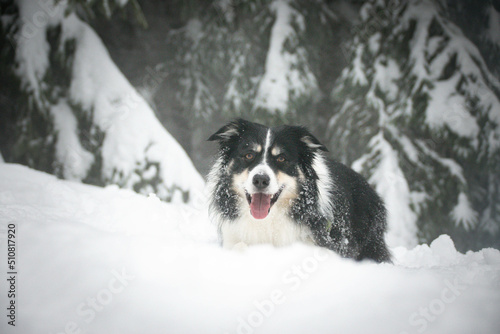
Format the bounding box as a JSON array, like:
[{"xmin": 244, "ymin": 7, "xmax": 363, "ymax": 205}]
[{"xmin": 1, "ymin": 163, "xmax": 499, "ymax": 334}]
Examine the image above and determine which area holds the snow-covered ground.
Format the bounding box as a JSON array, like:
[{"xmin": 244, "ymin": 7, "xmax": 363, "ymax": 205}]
[{"xmin": 1, "ymin": 163, "xmax": 499, "ymax": 334}]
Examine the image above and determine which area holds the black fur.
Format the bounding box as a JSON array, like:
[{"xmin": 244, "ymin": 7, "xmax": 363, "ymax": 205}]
[{"xmin": 208, "ymin": 119, "xmax": 391, "ymax": 263}]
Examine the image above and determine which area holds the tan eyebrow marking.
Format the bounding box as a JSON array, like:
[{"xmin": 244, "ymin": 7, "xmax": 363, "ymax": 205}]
[
  {"xmin": 251, "ymin": 144, "xmax": 262, "ymax": 153},
  {"xmin": 271, "ymin": 147, "xmax": 281, "ymax": 156}
]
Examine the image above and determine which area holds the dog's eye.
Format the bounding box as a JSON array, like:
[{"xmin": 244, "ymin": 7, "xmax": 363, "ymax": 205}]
[
  {"xmin": 277, "ymin": 156, "xmax": 286, "ymax": 163},
  {"xmin": 245, "ymin": 153, "xmax": 254, "ymax": 160}
]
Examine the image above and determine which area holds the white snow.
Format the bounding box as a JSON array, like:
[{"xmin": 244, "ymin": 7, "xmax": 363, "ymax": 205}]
[
  {"xmin": 353, "ymin": 132, "xmax": 419, "ymax": 248},
  {"xmin": 397, "ymin": 133, "xmax": 420, "ymax": 164},
  {"xmin": 345, "ymin": 39, "xmax": 418, "ymax": 248},
  {"xmin": 62, "ymin": 13, "xmax": 204, "ymax": 199},
  {"xmin": 402, "ymin": 0, "xmax": 436, "ymax": 83},
  {"xmin": 338, "ymin": 39, "xmax": 419, "ymax": 249},
  {"xmin": 224, "ymin": 53, "xmax": 247, "ymax": 111},
  {"xmin": 254, "ymin": 0, "xmax": 318, "ymax": 113},
  {"xmin": 116, "ymin": 0, "xmax": 130, "ymax": 7},
  {"xmin": 486, "ymin": 5, "xmax": 500, "ymax": 47},
  {"xmin": 13, "ymin": 0, "xmax": 205, "ymax": 203},
  {"xmin": 373, "ymin": 57, "xmax": 400, "ymax": 102},
  {"xmin": 185, "ymin": 18, "xmax": 203, "ymax": 44},
  {"xmin": 450, "ymin": 192, "xmax": 478, "ymax": 231},
  {"xmin": 215, "ymin": 0, "xmax": 236, "ymax": 23},
  {"xmin": 425, "ymin": 74, "xmax": 480, "ymax": 144},
  {"xmin": 368, "ymin": 32, "xmax": 381, "ymax": 54},
  {"xmin": 351, "ymin": 43, "xmax": 368, "ymax": 86},
  {"xmin": 426, "ymin": 35, "xmax": 444, "ymax": 59},
  {"xmin": 50, "ymin": 101, "xmax": 95, "ymax": 181},
  {"xmin": 14, "ymin": 0, "xmax": 66, "ymax": 96},
  {"xmin": 1, "ymin": 163, "xmax": 500, "ymax": 334},
  {"xmin": 402, "ymin": 0, "xmax": 500, "ymax": 145},
  {"xmin": 415, "ymin": 139, "xmax": 466, "ymax": 184}
]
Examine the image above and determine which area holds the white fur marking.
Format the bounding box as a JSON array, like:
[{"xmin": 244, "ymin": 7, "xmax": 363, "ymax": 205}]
[
  {"xmin": 222, "ymin": 166, "xmax": 310, "ymax": 249},
  {"xmin": 220, "ymin": 128, "xmax": 239, "ymax": 140},
  {"xmin": 221, "ymin": 207, "xmax": 314, "ymax": 248},
  {"xmin": 206, "ymin": 156, "xmax": 224, "ymax": 197},
  {"xmin": 252, "ymin": 144, "xmax": 262, "ymax": 153},
  {"xmin": 243, "ymin": 129, "xmax": 279, "ymax": 194},
  {"xmin": 312, "ymin": 152, "xmax": 334, "ymax": 218},
  {"xmin": 301, "ymin": 136, "xmax": 323, "ymax": 149},
  {"xmin": 263, "ymin": 129, "xmax": 272, "ymax": 164}
]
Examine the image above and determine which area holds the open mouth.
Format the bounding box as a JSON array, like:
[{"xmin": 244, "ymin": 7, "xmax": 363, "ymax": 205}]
[{"xmin": 245, "ymin": 187, "xmax": 283, "ymax": 219}]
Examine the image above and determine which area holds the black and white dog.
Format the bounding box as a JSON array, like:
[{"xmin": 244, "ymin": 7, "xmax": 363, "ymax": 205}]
[{"xmin": 207, "ymin": 119, "xmax": 391, "ymax": 262}]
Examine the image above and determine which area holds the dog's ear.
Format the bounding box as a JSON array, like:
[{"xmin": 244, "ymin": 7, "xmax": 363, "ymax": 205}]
[
  {"xmin": 208, "ymin": 119, "xmax": 245, "ymax": 142},
  {"xmin": 299, "ymin": 128, "xmax": 328, "ymax": 152}
]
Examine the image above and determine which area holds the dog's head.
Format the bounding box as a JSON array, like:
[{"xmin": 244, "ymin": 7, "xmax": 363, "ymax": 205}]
[{"xmin": 208, "ymin": 119, "xmax": 328, "ymax": 220}]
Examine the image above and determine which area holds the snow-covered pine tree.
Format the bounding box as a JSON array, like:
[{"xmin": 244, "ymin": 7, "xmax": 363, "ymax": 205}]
[
  {"xmin": 163, "ymin": 0, "xmax": 340, "ymax": 171},
  {"xmin": 169, "ymin": 0, "xmax": 330, "ymax": 123},
  {"xmin": 329, "ymin": 0, "xmax": 500, "ymax": 250},
  {"xmin": 445, "ymin": 0, "xmax": 500, "ymax": 80},
  {"xmin": 162, "ymin": 0, "xmax": 242, "ymax": 171},
  {"xmin": 0, "ymin": 0, "xmax": 204, "ymax": 204},
  {"xmin": 250, "ymin": 0, "xmax": 320, "ymax": 121}
]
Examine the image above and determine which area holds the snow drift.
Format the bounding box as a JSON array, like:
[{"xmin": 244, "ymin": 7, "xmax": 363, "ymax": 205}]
[{"xmin": 0, "ymin": 163, "xmax": 499, "ymax": 334}]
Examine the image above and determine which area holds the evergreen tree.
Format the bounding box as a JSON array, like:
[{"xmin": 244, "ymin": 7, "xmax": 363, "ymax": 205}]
[
  {"xmin": 329, "ymin": 0, "xmax": 500, "ymax": 250},
  {"xmin": 445, "ymin": 0, "xmax": 500, "ymax": 79},
  {"xmin": 0, "ymin": 0, "xmax": 204, "ymax": 203},
  {"xmin": 164, "ymin": 0, "xmax": 340, "ymax": 170}
]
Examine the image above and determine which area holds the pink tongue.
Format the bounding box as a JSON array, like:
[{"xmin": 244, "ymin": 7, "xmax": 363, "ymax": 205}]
[{"xmin": 250, "ymin": 193, "xmax": 272, "ymax": 219}]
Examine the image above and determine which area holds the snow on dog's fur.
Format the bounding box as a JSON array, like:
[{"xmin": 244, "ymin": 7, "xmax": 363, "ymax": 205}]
[{"xmin": 208, "ymin": 119, "xmax": 391, "ymax": 262}]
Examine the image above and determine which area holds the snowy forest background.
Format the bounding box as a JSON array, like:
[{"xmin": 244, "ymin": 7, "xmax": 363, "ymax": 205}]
[{"xmin": 1, "ymin": 0, "xmax": 500, "ymax": 252}]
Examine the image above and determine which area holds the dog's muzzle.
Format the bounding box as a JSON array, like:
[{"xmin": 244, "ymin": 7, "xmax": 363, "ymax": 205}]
[{"xmin": 246, "ymin": 173, "xmax": 283, "ymax": 219}]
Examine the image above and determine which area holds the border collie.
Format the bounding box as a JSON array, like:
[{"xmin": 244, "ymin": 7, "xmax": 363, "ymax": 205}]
[{"xmin": 207, "ymin": 119, "xmax": 391, "ymax": 263}]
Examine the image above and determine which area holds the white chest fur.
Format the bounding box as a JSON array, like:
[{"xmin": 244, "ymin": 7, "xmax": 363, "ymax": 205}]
[{"xmin": 220, "ymin": 208, "xmax": 314, "ymax": 249}]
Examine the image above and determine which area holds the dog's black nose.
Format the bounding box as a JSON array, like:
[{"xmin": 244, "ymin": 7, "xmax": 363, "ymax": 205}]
[{"xmin": 253, "ymin": 174, "xmax": 270, "ymax": 190}]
